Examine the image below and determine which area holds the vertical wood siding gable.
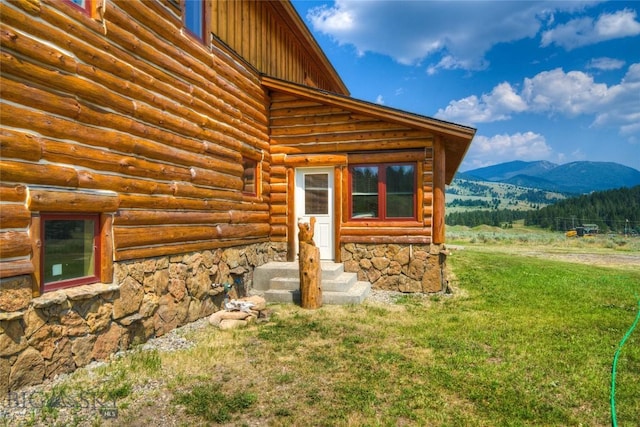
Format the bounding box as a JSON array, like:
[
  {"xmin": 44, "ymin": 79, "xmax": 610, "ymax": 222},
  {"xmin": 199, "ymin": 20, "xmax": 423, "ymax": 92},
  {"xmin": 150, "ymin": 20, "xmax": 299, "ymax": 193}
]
[{"xmin": 210, "ymin": 0, "xmax": 344, "ymax": 93}]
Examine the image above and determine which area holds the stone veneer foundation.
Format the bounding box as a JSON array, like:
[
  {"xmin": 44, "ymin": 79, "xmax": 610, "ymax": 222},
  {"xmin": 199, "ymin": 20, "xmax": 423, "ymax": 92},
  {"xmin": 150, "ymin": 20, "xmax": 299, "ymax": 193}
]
[
  {"xmin": 341, "ymin": 243, "xmax": 447, "ymax": 293},
  {"xmin": 0, "ymin": 243, "xmax": 287, "ymax": 396}
]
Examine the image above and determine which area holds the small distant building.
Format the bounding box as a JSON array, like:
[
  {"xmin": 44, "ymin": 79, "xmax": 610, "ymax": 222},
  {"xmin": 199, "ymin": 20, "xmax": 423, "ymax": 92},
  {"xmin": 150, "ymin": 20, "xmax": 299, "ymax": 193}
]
[{"xmin": 575, "ymin": 224, "xmax": 599, "ymax": 236}]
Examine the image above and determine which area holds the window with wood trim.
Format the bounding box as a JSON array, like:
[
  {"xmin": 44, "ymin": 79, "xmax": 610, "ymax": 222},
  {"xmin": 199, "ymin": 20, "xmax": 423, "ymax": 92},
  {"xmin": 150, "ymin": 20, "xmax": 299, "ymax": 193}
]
[
  {"xmin": 40, "ymin": 213, "xmax": 101, "ymax": 292},
  {"xmin": 242, "ymin": 157, "xmax": 259, "ymax": 195},
  {"xmin": 350, "ymin": 163, "xmax": 416, "ymax": 220},
  {"xmin": 65, "ymin": 0, "xmax": 92, "ymax": 14},
  {"xmin": 184, "ymin": 0, "xmax": 207, "ymax": 42}
]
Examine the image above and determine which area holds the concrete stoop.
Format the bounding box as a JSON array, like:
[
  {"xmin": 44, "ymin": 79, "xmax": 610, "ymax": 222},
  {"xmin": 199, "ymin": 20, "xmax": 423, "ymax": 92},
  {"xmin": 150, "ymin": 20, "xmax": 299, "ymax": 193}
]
[{"xmin": 252, "ymin": 261, "xmax": 371, "ymax": 305}]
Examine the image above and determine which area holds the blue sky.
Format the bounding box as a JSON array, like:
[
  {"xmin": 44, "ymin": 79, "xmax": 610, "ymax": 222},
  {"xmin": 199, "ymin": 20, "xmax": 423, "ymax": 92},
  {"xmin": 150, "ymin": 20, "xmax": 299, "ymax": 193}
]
[{"xmin": 291, "ymin": 0, "xmax": 640, "ymax": 172}]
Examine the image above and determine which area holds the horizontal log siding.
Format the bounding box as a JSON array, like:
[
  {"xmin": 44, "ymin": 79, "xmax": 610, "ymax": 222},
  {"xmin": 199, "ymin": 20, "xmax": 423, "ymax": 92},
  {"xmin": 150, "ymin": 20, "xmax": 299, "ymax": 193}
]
[
  {"xmin": 210, "ymin": 0, "xmax": 345, "ymax": 94},
  {"xmin": 268, "ymin": 92, "xmax": 435, "ymax": 248},
  {"xmin": 269, "ymin": 163, "xmax": 289, "ymax": 243},
  {"xmin": 0, "ymin": 1, "xmax": 269, "ymax": 265},
  {"xmin": 270, "ymin": 94, "xmax": 434, "ymax": 154},
  {"xmin": 0, "ymin": 184, "xmax": 31, "ymax": 278}
]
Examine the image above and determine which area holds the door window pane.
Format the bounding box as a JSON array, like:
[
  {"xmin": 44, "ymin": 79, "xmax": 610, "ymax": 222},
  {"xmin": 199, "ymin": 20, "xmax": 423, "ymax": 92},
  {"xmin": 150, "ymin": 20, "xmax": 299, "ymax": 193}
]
[{"xmin": 305, "ymin": 173, "xmax": 328, "ymax": 215}]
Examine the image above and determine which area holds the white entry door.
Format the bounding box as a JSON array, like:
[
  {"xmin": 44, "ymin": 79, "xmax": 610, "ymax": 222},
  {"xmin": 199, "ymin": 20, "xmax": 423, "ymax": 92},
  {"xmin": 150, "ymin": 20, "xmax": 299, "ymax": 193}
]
[{"xmin": 295, "ymin": 168, "xmax": 334, "ymax": 260}]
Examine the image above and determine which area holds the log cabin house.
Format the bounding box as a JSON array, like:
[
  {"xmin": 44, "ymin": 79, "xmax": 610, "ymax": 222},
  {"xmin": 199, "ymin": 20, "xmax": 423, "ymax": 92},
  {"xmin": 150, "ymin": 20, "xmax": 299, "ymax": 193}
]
[{"xmin": 0, "ymin": 0, "xmax": 475, "ymax": 392}]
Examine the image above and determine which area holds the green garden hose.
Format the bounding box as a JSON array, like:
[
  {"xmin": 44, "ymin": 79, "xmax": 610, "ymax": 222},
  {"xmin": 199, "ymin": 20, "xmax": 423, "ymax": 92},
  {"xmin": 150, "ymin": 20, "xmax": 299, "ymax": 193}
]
[{"xmin": 610, "ymin": 293, "xmax": 640, "ymax": 427}]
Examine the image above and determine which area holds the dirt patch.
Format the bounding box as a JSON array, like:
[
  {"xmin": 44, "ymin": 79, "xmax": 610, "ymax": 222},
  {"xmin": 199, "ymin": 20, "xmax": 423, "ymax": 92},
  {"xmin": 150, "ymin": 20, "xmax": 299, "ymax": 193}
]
[{"xmin": 530, "ymin": 252, "xmax": 640, "ymax": 269}]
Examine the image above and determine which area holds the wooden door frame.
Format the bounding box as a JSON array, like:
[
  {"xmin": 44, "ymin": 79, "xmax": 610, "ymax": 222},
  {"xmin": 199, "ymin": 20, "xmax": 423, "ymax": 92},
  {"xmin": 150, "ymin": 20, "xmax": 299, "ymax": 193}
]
[{"xmin": 286, "ymin": 166, "xmax": 340, "ymax": 262}]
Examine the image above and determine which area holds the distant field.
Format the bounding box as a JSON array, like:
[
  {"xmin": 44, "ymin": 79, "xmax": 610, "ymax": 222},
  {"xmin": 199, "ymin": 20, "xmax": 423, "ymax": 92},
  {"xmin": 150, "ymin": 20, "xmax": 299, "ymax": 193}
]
[
  {"xmin": 448, "ymin": 223, "xmax": 640, "ymax": 247},
  {"xmin": 447, "ymin": 224, "xmax": 640, "ymax": 270}
]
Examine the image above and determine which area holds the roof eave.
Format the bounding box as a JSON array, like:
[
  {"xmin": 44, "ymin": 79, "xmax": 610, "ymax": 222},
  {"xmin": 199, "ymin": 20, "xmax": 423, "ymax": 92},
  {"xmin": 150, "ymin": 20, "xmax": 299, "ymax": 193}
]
[{"xmin": 263, "ymin": 77, "xmax": 476, "ymax": 183}]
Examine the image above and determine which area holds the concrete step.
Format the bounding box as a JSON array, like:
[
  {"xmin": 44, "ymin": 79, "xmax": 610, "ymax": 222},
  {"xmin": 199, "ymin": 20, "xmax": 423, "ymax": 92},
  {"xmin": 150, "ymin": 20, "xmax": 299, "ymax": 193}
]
[
  {"xmin": 253, "ymin": 261, "xmax": 344, "ymax": 290},
  {"xmin": 320, "ymin": 272, "xmax": 358, "ymax": 292},
  {"xmin": 254, "ymin": 261, "xmax": 370, "ymax": 305},
  {"xmin": 263, "ymin": 281, "xmax": 371, "ymax": 305},
  {"xmin": 268, "ymin": 271, "xmax": 357, "ymax": 292},
  {"xmin": 262, "ymin": 289, "xmax": 300, "ymax": 304},
  {"xmin": 324, "ymin": 281, "xmax": 371, "ymax": 305}
]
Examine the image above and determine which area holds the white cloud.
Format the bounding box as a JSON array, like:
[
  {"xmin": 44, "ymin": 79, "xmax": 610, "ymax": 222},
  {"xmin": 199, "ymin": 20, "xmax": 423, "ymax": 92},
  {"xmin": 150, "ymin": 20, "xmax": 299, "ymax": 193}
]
[
  {"xmin": 571, "ymin": 149, "xmax": 587, "ymax": 161},
  {"xmin": 587, "ymin": 57, "xmax": 626, "ymax": 71},
  {"xmin": 307, "ymin": 4, "xmax": 356, "ymax": 33},
  {"xmin": 435, "ymin": 82, "xmax": 526, "ymax": 124},
  {"xmin": 541, "ymin": 9, "xmax": 640, "ymax": 49},
  {"xmin": 463, "ymin": 132, "xmax": 553, "ymax": 168},
  {"xmin": 427, "ymin": 55, "xmax": 481, "ymax": 75},
  {"xmin": 484, "ymin": 83, "xmax": 529, "ymax": 116},
  {"xmin": 375, "ymin": 94, "xmax": 385, "ymax": 105},
  {"xmin": 591, "ymin": 63, "xmax": 640, "ymax": 136},
  {"xmin": 306, "ymin": 1, "xmax": 602, "ymax": 72},
  {"xmin": 521, "ymin": 68, "xmax": 608, "ymax": 116},
  {"xmin": 472, "ymin": 132, "xmax": 552, "ymax": 158},
  {"xmin": 437, "ymin": 64, "xmax": 640, "ymax": 140}
]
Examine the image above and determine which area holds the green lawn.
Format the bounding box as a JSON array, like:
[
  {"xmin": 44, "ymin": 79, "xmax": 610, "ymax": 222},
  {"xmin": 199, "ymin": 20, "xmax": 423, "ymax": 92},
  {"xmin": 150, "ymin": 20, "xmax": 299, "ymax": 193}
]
[
  {"xmin": 4, "ymin": 249, "xmax": 639, "ymax": 426},
  {"xmin": 445, "ymin": 250, "xmax": 640, "ymax": 426}
]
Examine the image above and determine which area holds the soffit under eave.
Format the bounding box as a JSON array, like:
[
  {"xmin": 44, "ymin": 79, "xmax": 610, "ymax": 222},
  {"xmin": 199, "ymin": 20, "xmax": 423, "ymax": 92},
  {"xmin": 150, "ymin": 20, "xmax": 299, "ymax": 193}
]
[
  {"xmin": 263, "ymin": 76, "xmax": 476, "ymax": 183},
  {"xmin": 445, "ymin": 139, "xmax": 473, "ymax": 184}
]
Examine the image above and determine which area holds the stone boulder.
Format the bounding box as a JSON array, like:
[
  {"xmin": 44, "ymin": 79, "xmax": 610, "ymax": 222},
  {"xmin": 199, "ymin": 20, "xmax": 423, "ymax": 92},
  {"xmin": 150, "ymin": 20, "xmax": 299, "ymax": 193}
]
[
  {"xmin": 0, "ymin": 357, "xmax": 10, "ymax": 396},
  {"xmin": 71, "ymin": 335, "xmax": 96, "ymax": 367},
  {"xmin": 0, "ymin": 320, "xmax": 27, "ymax": 357},
  {"xmin": 208, "ymin": 296, "xmax": 267, "ymax": 329},
  {"xmin": 91, "ymin": 324, "xmax": 125, "ymax": 361},
  {"xmin": 9, "ymin": 347, "xmax": 44, "ymax": 389},
  {"xmin": 45, "ymin": 337, "xmax": 75, "ymax": 378},
  {"xmin": 112, "ymin": 277, "xmax": 144, "ymax": 319},
  {"xmin": 86, "ymin": 302, "xmax": 113, "ymax": 333},
  {"xmin": 0, "ymin": 277, "xmax": 32, "ymax": 312}
]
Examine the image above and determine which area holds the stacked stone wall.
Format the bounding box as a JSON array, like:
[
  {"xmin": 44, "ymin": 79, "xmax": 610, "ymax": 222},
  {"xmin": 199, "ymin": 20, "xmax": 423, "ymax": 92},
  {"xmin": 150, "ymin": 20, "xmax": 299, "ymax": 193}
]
[
  {"xmin": 0, "ymin": 243, "xmax": 286, "ymax": 396},
  {"xmin": 341, "ymin": 243, "xmax": 446, "ymax": 293}
]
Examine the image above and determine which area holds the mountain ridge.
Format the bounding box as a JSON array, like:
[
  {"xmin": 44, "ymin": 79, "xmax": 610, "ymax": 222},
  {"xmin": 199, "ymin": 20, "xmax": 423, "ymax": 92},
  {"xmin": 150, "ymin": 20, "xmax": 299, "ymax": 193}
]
[{"xmin": 458, "ymin": 161, "xmax": 640, "ymax": 194}]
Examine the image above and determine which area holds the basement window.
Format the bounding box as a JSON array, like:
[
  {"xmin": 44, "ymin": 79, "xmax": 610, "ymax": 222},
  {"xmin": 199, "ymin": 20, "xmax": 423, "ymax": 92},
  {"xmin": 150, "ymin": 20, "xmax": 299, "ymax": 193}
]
[{"xmin": 41, "ymin": 214, "xmax": 101, "ymax": 292}]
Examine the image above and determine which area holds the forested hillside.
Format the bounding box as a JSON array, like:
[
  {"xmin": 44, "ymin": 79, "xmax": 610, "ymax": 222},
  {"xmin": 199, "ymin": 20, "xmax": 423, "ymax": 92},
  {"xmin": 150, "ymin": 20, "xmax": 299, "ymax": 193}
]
[
  {"xmin": 446, "ymin": 185, "xmax": 640, "ymax": 233},
  {"xmin": 446, "ymin": 178, "xmax": 568, "ymax": 212},
  {"xmin": 525, "ymin": 185, "xmax": 639, "ymax": 232}
]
